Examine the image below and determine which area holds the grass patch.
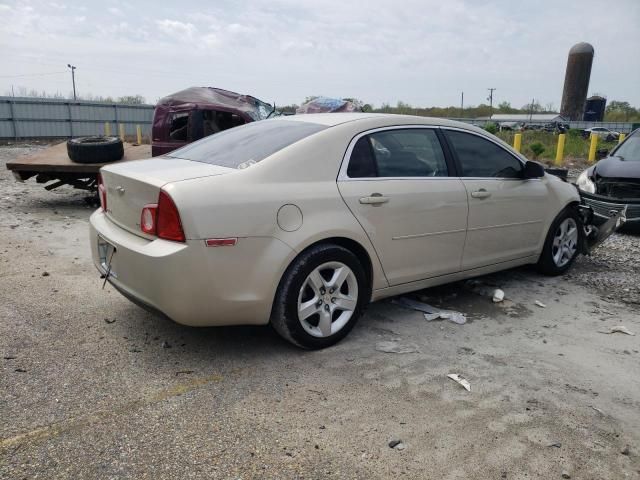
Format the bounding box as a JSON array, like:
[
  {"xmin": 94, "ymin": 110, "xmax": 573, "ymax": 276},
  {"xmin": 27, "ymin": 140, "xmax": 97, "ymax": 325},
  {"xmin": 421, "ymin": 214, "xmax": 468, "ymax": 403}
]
[{"xmin": 494, "ymin": 130, "xmax": 618, "ymax": 165}]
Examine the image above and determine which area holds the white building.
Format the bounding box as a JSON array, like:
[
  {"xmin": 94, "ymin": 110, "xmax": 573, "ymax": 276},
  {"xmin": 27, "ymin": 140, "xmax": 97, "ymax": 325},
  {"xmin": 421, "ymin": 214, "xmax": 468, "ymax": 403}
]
[{"xmin": 489, "ymin": 113, "xmax": 568, "ymax": 123}]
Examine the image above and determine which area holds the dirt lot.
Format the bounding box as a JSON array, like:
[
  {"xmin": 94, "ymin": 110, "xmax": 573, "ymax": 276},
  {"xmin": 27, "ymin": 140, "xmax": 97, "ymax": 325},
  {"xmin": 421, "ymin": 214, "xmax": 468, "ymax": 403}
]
[{"xmin": 1, "ymin": 143, "xmax": 639, "ymax": 479}]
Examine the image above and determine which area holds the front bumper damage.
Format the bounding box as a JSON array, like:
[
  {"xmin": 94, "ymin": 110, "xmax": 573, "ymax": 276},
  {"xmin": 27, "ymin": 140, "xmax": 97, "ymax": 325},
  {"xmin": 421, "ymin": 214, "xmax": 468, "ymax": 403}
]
[
  {"xmin": 577, "ymin": 203, "xmax": 626, "ymax": 254},
  {"xmin": 580, "ymin": 191, "xmax": 640, "ymax": 225}
]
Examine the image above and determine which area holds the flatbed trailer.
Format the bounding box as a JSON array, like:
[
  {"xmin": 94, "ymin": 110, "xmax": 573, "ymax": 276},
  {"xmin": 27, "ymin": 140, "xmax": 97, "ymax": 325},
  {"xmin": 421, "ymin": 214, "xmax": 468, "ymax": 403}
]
[{"xmin": 6, "ymin": 141, "xmax": 151, "ymax": 191}]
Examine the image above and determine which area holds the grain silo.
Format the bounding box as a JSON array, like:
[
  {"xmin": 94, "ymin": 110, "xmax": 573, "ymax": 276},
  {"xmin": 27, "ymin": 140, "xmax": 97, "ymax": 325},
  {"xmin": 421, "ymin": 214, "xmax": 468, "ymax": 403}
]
[{"xmin": 560, "ymin": 42, "xmax": 594, "ymax": 121}]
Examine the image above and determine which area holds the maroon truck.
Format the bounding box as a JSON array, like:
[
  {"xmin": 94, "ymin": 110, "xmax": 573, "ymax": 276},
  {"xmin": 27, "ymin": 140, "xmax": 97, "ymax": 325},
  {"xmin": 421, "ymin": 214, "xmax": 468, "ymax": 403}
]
[{"xmin": 151, "ymin": 87, "xmax": 276, "ymax": 157}]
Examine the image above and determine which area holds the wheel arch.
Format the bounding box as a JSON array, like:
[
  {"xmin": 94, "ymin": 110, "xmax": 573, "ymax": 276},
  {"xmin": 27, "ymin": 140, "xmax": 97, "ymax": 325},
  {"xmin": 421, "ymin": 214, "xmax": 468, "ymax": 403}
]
[{"xmin": 277, "ymin": 236, "xmax": 376, "ymax": 302}]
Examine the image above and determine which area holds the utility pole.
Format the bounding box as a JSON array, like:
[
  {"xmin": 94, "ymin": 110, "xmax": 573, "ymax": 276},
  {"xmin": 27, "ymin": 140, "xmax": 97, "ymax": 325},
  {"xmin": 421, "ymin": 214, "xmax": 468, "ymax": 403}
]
[
  {"xmin": 460, "ymin": 91, "xmax": 464, "ymax": 118},
  {"xmin": 67, "ymin": 64, "xmax": 77, "ymax": 100},
  {"xmin": 487, "ymin": 88, "xmax": 496, "ymax": 117},
  {"xmin": 529, "ymin": 98, "xmax": 535, "ymax": 121}
]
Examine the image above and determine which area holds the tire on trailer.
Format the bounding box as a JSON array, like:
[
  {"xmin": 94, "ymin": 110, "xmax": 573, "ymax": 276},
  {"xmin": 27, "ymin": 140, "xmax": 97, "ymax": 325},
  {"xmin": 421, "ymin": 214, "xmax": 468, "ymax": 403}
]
[{"xmin": 67, "ymin": 136, "xmax": 124, "ymax": 164}]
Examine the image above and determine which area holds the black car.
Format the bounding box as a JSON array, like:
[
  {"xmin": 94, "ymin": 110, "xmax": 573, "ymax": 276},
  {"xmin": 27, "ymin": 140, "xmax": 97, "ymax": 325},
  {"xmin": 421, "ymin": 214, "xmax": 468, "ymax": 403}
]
[{"xmin": 576, "ymin": 129, "xmax": 640, "ymax": 226}]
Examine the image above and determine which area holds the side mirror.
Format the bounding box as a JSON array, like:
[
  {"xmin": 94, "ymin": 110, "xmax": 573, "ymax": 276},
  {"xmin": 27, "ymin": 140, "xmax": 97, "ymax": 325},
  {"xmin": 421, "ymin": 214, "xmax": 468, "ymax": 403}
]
[{"xmin": 523, "ymin": 160, "xmax": 545, "ymax": 179}]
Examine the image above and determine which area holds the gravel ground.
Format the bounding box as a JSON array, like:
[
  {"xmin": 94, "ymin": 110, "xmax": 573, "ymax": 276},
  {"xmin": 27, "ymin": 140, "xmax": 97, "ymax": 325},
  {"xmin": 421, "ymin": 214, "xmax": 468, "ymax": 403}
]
[{"xmin": 1, "ymin": 143, "xmax": 639, "ymax": 479}]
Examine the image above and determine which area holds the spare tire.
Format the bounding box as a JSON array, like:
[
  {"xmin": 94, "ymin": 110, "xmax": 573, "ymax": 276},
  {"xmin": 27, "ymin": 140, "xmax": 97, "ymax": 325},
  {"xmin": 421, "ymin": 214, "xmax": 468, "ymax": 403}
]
[{"xmin": 67, "ymin": 136, "xmax": 124, "ymax": 164}]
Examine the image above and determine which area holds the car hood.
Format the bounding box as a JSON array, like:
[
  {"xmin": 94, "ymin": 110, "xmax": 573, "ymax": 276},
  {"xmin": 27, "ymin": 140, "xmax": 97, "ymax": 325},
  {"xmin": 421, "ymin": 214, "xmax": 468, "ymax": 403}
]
[{"xmin": 592, "ymin": 156, "xmax": 640, "ymax": 180}]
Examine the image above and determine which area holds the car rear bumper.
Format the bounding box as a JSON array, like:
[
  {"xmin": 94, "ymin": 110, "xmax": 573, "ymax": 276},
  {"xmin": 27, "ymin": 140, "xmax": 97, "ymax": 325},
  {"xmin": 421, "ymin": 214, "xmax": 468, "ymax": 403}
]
[
  {"xmin": 89, "ymin": 210, "xmax": 295, "ymax": 327},
  {"xmin": 580, "ymin": 193, "xmax": 640, "ymax": 224}
]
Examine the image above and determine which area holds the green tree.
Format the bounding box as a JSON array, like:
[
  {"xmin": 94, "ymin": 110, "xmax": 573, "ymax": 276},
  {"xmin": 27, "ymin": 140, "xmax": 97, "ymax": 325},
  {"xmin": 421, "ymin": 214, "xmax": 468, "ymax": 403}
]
[
  {"xmin": 117, "ymin": 95, "xmax": 146, "ymax": 105},
  {"xmin": 605, "ymin": 101, "xmax": 638, "ymax": 121}
]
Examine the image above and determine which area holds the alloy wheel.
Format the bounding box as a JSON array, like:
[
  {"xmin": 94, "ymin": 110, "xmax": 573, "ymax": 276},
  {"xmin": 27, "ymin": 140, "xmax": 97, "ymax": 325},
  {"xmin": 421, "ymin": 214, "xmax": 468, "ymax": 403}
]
[
  {"xmin": 552, "ymin": 218, "xmax": 578, "ymax": 267},
  {"xmin": 297, "ymin": 261, "xmax": 358, "ymax": 338}
]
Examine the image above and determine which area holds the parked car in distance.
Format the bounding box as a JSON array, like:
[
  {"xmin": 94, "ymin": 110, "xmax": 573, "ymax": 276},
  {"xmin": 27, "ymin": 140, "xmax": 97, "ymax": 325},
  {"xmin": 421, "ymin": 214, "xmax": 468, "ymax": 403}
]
[
  {"xmin": 151, "ymin": 87, "xmax": 277, "ymax": 157},
  {"xmin": 543, "ymin": 122, "xmax": 569, "ymax": 134},
  {"xmin": 582, "ymin": 126, "xmax": 620, "ymax": 141},
  {"xmin": 91, "ymin": 113, "xmax": 604, "ymax": 349},
  {"xmin": 577, "ymin": 128, "xmax": 640, "ymax": 226}
]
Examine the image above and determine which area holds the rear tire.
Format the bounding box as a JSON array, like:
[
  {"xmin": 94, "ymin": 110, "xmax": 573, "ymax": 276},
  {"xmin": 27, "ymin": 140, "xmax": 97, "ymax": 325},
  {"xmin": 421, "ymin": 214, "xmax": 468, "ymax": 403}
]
[
  {"xmin": 271, "ymin": 244, "xmax": 369, "ymax": 349},
  {"xmin": 67, "ymin": 136, "xmax": 124, "ymax": 164},
  {"xmin": 537, "ymin": 207, "xmax": 583, "ymax": 276}
]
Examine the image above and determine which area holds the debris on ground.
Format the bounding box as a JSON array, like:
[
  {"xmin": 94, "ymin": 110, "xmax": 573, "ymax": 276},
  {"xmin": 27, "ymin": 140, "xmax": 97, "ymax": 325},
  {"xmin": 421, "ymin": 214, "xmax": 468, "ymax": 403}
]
[
  {"xmin": 14, "ymin": 368, "xmax": 27, "ymax": 373},
  {"xmin": 375, "ymin": 341, "xmax": 418, "ymax": 354},
  {"xmin": 598, "ymin": 326, "xmax": 635, "ymax": 336},
  {"xmin": 42, "ymin": 271, "xmax": 50, "ymax": 277},
  {"xmin": 393, "ymin": 297, "xmax": 466, "ymax": 325},
  {"xmin": 492, "ymin": 289, "xmax": 505, "ymax": 303},
  {"xmin": 535, "ymin": 300, "xmax": 547, "ymax": 308},
  {"xmin": 547, "ymin": 442, "xmax": 562, "ymax": 448},
  {"xmin": 161, "ymin": 341, "xmax": 172, "ymax": 349},
  {"xmin": 388, "ymin": 439, "xmax": 406, "ymax": 450},
  {"xmin": 621, "ymin": 445, "xmax": 630, "ymax": 456},
  {"xmin": 590, "ymin": 405, "xmax": 605, "ymax": 415},
  {"xmin": 175, "ymin": 370, "xmax": 194, "ymax": 376},
  {"xmin": 561, "ymin": 471, "xmax": 571, "ymax": 479},
  {"xmin": 447, "ymin": 373, "xmax": 471, "ymax": 392},
  {"xmin": 104, "ymin": 318, "xmax": 116, "ymax": 324}
]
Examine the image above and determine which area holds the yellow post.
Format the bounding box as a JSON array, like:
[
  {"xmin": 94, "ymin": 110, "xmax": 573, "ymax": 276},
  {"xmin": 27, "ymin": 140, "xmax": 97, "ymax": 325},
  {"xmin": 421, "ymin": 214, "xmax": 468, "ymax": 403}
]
[
  {"xmin": 618, "ymin": 133, "xmax": 626, "ymax": 144},
  {"xmin": 555, "ymin": 134, "xmax": 566, "ymax": 166},
  {"xmin": 104, "ymin": 122, "xmax": 111, "ymax": 136},
  {"xmin": 136, "ymin": 125, "xmax": 142, "ymax": 145},
  {"xmin": 119, "ymin": 123, "xmax": 125, "ymax": 142},
  {"xmin": 588, "ymin": 133, "xmax": 598, "ymax": 163},
  {"xmin": 513, "ymin": 133, "xmax": 522, "ymax": 152}
]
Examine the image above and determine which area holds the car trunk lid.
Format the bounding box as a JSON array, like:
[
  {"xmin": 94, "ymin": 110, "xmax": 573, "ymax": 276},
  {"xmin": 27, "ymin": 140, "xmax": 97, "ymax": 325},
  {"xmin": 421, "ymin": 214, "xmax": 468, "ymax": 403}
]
[{"xmin": 100, "ymin": 158, "xmax": 232, "ymax": 238}]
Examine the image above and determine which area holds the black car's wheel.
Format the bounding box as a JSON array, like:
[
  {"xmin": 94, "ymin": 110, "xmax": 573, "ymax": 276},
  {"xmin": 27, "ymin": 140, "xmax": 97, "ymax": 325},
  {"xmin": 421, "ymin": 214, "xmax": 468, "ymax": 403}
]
[
  {"xmin": 67, "ymin": 136, "xmax": 124, "ymax": 164},
  {"xmin": 271, "ymin": 244, "xmax": 369, "ymax": 349},
  {"xmin": 537, "ymin": 207, "xmax": 583, "ymax": 276}
]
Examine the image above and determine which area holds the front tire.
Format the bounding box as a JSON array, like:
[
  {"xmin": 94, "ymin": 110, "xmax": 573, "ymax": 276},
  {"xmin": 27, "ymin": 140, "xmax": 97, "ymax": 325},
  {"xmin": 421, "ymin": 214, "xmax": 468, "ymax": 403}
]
[
  {"xmin": 271, "ymin": 244, "xmax": 369, "ymax": 349},
  {"xmin": 537, "ymin": 207, "xmax": 583, "ymax": 276}
]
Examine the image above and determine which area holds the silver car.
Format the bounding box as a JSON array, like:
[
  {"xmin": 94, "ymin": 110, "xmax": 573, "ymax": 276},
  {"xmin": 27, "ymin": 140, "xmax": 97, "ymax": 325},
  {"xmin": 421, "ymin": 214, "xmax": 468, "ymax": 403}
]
[{"xmin": 91, "ymin": 113, "xmax": 590, "ymax": 348}]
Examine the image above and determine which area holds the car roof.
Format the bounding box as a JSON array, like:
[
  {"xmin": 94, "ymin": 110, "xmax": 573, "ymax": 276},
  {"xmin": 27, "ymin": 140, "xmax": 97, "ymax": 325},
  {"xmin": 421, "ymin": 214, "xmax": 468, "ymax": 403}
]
[{"xmin": 277, "ymin": 112, "xmax": 477, "ymax": 129}]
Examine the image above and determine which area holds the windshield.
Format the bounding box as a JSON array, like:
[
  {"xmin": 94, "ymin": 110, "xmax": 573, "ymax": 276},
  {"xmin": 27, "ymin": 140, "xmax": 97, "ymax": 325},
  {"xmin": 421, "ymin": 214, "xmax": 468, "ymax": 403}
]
[
  {"xmin": 612, "ymin": 130, "xmax": 640, "ymax": 161},
  {"xmin": 166, "ymin": 119, "xmax": 327, "ymax": 168}
]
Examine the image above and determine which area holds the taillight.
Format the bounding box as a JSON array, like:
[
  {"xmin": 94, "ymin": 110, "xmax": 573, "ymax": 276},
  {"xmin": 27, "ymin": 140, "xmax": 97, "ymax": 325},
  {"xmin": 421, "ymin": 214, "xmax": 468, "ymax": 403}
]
[
  {"xmin": 97, "ymin": 173, "xmax": 107, "ymax": 211},
  {"xmin": 156, "ymin": 190, "xmax": 185, "ymax": 242},
  {"xmin": 140, "ymin": 204, "xmax": 158, "ymax": 235}
]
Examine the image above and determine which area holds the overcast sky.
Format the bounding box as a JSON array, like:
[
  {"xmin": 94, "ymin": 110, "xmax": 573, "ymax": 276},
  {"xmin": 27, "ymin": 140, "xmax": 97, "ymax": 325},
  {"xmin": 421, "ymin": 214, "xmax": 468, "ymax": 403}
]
[{"xmin": 1, "ymin": 0, "xmax": 638, "ymax": 109}]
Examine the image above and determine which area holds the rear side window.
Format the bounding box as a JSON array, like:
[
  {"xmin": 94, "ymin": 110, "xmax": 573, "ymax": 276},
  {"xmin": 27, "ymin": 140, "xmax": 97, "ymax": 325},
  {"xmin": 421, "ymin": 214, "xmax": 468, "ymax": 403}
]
[
  {"xmin": 169, "ymin": 112, "xmax": 189, "ymax": 142},
  {"xmin": 445, "ymin": 130, "xmax": 523, "ymax": 178},
  {"xmin": 167, "ymin": 120, "xmax": 326, "ymax": 168},
  {"xmin": 347, "ymin": 128, "xmax": 449, "ymax": 178}
]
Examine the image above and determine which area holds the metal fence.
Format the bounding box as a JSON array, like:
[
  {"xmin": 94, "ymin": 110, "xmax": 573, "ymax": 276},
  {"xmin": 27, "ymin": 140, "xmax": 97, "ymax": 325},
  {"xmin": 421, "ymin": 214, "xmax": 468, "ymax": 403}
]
[
  {"xmin": 0, "ymin": 97, "xmax": 154, "ymax": 139},
  {"xmin": 450, "ymin": 117, "xmax": 637, "ymax": 133}
]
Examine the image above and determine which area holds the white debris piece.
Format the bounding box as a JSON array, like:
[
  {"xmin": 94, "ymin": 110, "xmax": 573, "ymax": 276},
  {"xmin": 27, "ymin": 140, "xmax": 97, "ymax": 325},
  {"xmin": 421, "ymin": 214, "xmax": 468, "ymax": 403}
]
[
  {"xmin": 375, "ymin": 341, "xmax": 419, "ymax": 354},
  {"xmin": 447, "ymin": 373, "xmax": 471, "ymax": 392},
  {"xmin": 534, "ymin": 300, "xmax": 547, "ymax": 308},
  {"xmin": 393, "ymin": 297, "xmax": 466, "ymax": 325},
  {"xmin": 492, "ymin": 289, "xmax": 505, "ymax": 303},
  {"xmin": 599, "ymin": 326, "xmax": 635, "ymax": 336}
]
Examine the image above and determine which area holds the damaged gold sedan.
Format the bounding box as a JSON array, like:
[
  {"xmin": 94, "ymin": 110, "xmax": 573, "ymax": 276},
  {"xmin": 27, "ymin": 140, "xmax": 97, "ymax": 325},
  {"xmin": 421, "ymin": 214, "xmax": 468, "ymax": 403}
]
[{"xmin": 90, "ymin": 113, "xmax": 622, "ymax": 349}]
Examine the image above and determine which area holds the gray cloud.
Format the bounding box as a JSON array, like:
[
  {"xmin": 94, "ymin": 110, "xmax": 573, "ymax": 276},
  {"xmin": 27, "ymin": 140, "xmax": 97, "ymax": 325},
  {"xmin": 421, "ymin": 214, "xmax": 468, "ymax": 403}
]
[{"xmin": 0, "ymin": 0, "xmax": 638, "ymax": 107}]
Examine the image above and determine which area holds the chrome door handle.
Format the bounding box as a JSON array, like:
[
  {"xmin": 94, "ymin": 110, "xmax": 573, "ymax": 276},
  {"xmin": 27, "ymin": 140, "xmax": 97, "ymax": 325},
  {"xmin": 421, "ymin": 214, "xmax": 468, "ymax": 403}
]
[
  {"xmin": 471, "ymin": 189, "xmax": 491, "ymax": 199},
  {"xmin": 359, "ymin": 194, "xmax": 389, "ymax": 205}
]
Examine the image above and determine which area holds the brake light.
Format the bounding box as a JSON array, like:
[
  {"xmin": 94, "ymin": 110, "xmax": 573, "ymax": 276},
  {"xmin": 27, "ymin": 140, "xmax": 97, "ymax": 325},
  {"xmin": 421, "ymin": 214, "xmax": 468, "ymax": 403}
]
[
  {"xmin": 97, "ymin": 173, "xmax": 107, "ymax": 211},
  {"xmin": 156, "ymin": 190, "xmax": 185, "ymax": 242},
  {"xmin": 140, "ymin": 204, "xmax": 158, "ymax": 235}
]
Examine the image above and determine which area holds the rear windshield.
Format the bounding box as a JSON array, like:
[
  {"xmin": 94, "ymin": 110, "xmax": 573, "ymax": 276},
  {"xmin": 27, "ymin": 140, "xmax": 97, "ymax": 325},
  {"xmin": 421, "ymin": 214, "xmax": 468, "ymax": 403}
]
[{"xmin": 165, "ymin": 119, "xmax": 327, "ymax": 168}]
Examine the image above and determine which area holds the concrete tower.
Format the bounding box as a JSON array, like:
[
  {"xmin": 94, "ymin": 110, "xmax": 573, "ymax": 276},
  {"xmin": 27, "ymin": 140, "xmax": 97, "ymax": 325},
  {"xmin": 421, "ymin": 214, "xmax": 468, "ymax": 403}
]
[{"xmin": 560, "ymin": 42, "xmax": 594, "ymax": 121}]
